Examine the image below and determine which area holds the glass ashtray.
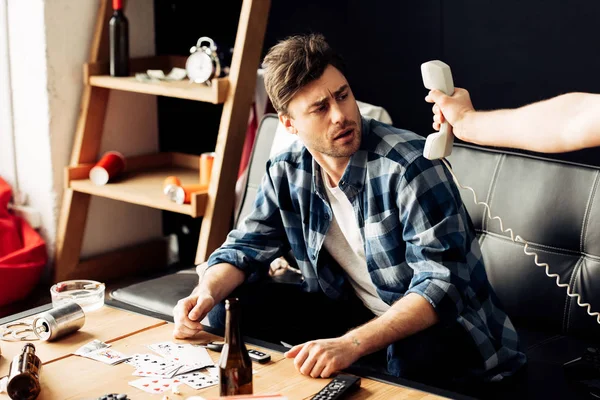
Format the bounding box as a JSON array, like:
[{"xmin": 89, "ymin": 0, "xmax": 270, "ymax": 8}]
[{"xmin": 50, "ymin": 280, "xmax": 105, "ymax": 313}]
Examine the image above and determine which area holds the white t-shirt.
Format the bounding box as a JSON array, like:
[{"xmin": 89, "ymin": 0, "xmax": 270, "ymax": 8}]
[{"xmin": 321, "ymin": 169, "xmax": 391, "ymax": 317}]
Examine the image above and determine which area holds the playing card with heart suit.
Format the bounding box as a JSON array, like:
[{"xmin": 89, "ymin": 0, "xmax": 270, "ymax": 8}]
[
  {"xmin": 126, "ymin": 353, "xmax": 182, "ymax": 378},
  {"xmin": 85, "ymin": 348, "xmax": 132, "ymax": 365},
  {"xmin": 132, "ymin": 361, "xmax": 182, "ymax": 379},
  {"xmin": 148, "ymin": 341, "xmax": 214, "ymax": 373},
  {"xmin": 128, "ymin": 377, "xmax": 181, "ymax": 394}
]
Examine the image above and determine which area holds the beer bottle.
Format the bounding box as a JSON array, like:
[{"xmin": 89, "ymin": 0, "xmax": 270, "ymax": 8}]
[
  {"xmin": 7, "ymin": 343, "xmax": 42, "ymax": 400},
  {"xmin": 219, "ymin": 298, "xmax": 253, "ymax": 395}
]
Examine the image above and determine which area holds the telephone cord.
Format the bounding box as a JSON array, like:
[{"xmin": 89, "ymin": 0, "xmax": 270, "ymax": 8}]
[{"xmin": 442, "ymin": 158, "xmax": 600, "ymax": 325}]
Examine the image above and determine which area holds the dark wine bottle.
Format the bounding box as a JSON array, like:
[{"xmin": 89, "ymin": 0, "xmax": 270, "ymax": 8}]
[
  {"xmin": 219, "ymin": 298, "xmax": 253, "ymax": 396},
  {"xmin": 109, "ymin": 0, "xmax": 129, "ymax": 77}
]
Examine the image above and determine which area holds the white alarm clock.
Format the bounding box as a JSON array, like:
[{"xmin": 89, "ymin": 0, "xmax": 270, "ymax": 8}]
[{"xmin": 185, "ymin": 37, "xmax": 221, "ymax": 85}]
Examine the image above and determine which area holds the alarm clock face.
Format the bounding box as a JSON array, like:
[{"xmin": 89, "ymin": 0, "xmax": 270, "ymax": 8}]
[{"xmin": 186, "ymin": 52, "xmax": 214, "ymax": 83}]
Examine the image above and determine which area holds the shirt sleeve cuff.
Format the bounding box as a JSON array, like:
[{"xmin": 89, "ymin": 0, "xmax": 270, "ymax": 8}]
[
  {"xmin": 406, "ymin": 279, "xmax": 465, "ymax": 325},
  {"xmin": 206, "ymin": 249, "xmax": 267, "ymax": 283}
]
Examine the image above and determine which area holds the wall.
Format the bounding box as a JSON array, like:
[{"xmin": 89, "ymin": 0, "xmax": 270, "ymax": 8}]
[
  {"xmin": 441, "ymin": 0, "xmax": 600, "ymax": 166},
  {"xmin": 3, "ymin": 0, "xmax": 162, "ymax": 271}
]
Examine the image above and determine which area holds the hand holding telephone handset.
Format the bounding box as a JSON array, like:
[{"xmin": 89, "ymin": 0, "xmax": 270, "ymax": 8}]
[
  {"xmin": 421, "ymin": 60, "xmax": 455, "ymax": 160},
  {"xmin": 420, "ymin": 60, "xmax": 600, "ymax": 326}
]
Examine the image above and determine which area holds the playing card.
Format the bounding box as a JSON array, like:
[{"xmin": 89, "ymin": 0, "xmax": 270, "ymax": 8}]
[
  {"xmin": 177, "ymin": 371, "xmax": 218, "ymax": 390},
  {"xmin": 128, "ymin": 377, "xmax": 182, "ymax": 394},
  {"xmin": 148, "ymin": 341, "xmax": 214, "ymax": 377},
  {"xmin": 147, "ymin": 341, "xmax": 182, "ymax": 357},
  {"xmin": 127, "ymin": 353, "xmax": 183, "ymax": 378},
  {"xmin": 205, "ymin": 367, "xmax": 219, "ymax": 378},
  {"xmin": 148, "ymin": 341, "xmax": 214, "ymax": 369},
  {"xmin": 74, "ymin": 339, "xmax": 110, "ymax": 356},
  {"xmin": 133, "ymin": 361, "xmax": 183, "ymax": 379},
  {"xmin": 125, "ymin": 353, "xmax": 165, "ymax": 369},
  {"xmin": 176, "ymin": 362, "xmax": 210, "ymax": 376},
  {"xmin": 85, "ymin": 348, "xmax": 132, "ymax": 365}
]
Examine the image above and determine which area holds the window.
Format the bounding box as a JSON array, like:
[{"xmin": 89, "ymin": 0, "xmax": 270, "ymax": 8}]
[{"xmin": 0, "ymin": 0, "xmax": 17, "ymax": 188}]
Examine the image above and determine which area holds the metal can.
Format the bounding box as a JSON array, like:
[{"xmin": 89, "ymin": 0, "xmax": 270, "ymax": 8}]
[
  {"xmin": 200, "ymin": 152, "xmax": 216, "ymax": 188},
  {"xmin": 162, "ymin": 176, "xmax": 182, "ymax": 195},
  {"xmin": 32, "ymin": 302, "xmax": 85, "ymax": 341},
  {"xmin": 165, "ymin": 184, "xmax": 207, "ymax": 204}
]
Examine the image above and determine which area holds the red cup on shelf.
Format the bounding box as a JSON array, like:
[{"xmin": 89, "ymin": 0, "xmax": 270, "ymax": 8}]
[{"xmin": 89, "ymin": 151, "xmax": 126, "ymax": 186}]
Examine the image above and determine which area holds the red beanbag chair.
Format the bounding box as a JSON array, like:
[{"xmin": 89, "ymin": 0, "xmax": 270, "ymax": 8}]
[{"xmin": 0, "ymin": 177, "xmax": 47, "ymax": 306}]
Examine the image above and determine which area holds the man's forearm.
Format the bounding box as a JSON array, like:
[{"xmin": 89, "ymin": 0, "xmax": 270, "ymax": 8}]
[
  {"xmin": 457, "ymin": 92, "xmax": 600, "ymax": 153},
  {"xmin": 342, "ymin": 293, "xmax": 439, "ymax": 357},
  {"xmin": 193, "ymin": 263, "xmax": 245, "ymax": 304}
]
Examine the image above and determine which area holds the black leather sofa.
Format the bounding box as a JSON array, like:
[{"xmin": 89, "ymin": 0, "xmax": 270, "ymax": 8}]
[{"xmin": 110, "ymin": 114, "xmax": 600, "ymax": 399}]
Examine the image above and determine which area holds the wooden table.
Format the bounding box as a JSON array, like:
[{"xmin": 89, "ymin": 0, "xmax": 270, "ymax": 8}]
[{"xmin": 0, "ymin": 306, "xmax": 447, "ymax": 399}]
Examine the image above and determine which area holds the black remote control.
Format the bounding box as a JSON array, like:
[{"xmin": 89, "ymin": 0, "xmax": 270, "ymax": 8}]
[
  {"xmin": 311, "ymin": 374, "xmax": 361, "ymax": 399},
  {"xmin": 204, "ymin": 341, "xmax": 271, "ymax": 363},
  {"xmin": 248, "ymin": 348, "xmax": 271, "ymax": 363}
]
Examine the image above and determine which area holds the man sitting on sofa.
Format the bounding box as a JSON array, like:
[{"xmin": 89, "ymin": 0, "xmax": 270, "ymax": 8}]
[{"xmin": 173, "ymin": 33, "xmax": 526, "ymax": 384}]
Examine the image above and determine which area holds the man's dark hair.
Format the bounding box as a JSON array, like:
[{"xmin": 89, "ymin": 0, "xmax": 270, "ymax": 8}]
[{"xmin": 262, "ymin": 33, "xmax": 345, "ymax": 115}]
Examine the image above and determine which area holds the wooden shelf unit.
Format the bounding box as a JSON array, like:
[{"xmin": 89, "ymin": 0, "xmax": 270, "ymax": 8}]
[
  {"xmin": 55, "ymin": 0, "xmax": 271, "ymax": 283},
  {"xmin": 85, "ymin": 55, "xmax": 229, "ymax": 103},
  {"xmin": 66, "ymin": 152, "xmax": 208, "ymax": 217}
]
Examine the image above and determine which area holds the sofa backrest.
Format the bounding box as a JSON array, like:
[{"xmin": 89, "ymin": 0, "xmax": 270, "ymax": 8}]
[
  {"xmin": 235, "ymin": 115, "xmax": 280, "ymax": 229},
  {"xmin": 448, "ymin": 144, "xmax": 600, "ymax": 339}
]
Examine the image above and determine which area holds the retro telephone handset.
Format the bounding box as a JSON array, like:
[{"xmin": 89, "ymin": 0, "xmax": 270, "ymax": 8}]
[
  {"xmin": 421, "ymin": 60, "xmax": 455, "ymax": 160},
  {"xmin": 420, "ymin": 60, "xmax": 600, "ymax": 325}
]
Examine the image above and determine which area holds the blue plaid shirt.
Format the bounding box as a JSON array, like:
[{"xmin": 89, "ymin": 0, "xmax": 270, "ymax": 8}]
[{"xmin": 208, "ymin": 117, "xmax": 526, "ymax": 381}]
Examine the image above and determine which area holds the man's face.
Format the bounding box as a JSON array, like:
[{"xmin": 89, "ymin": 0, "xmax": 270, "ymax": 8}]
[{"xmin": 280, "ymin": 65, "xmax": 361, "ymax": 160}]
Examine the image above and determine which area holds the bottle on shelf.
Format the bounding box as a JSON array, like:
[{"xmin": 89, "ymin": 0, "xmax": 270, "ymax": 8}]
[
  {"xmin": 219, "ymin": 298, "xmax": 253, "ymax": 396},
  {"xmin": 109, "ymin": 0, "xmax": 129, "ymax": 77}
]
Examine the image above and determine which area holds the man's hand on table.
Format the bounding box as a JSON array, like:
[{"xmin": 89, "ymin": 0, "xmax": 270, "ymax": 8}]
[
  {"xmin": 284, "ymin": 337, "xmax": 361, "ymax": 378},
  {"xmin": 172, "ymin": 293, "xmax": 215, "ymax": 339}
]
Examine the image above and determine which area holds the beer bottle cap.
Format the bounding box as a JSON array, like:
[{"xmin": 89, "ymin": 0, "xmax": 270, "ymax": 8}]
[
  {"xmin": 225, "ymin": 298, "xmax": 240, "ymax": 310},
  {"xmin": 23, "ymin": 343, "xmax": 36, "ymax": 353}
]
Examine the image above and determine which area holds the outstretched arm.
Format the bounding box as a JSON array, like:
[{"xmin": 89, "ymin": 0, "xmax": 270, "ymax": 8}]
[
  {"xmin": 426, "ymin": 88, "xmax": 600, "ymax": 153},
  {"xmin": 284, "ymin": 292, "xmax": 437, "ymax": 378}
]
